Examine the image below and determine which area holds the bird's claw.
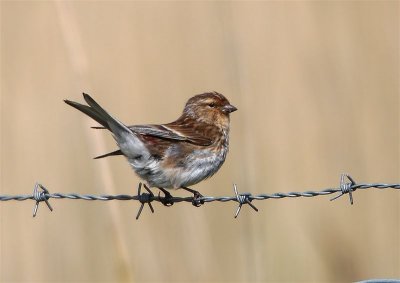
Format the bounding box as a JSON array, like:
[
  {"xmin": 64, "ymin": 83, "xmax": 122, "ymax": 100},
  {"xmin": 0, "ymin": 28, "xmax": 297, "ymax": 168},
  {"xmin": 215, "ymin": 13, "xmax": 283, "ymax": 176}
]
[
  {"xmin": 158, "ymin": 190, "xmax": 174, "ymax": 207},
  {"xmin": 192, "ymin": 191, "xmax": 205, "ymax": 207}
]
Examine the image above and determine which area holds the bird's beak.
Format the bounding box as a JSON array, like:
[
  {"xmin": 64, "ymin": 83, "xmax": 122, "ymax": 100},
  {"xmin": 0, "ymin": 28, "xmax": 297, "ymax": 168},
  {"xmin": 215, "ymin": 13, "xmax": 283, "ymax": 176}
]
[{"xmin": 222, "ymin": 104, "xmax": 238, "ymax": 114}]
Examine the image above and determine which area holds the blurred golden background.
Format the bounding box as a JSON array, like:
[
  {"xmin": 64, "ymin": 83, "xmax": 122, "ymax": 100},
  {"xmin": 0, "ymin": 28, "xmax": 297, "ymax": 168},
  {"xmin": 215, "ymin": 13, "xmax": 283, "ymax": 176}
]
[{"xmin": 1, "ymin": 1, "xmax": 399, "ymax": 282}]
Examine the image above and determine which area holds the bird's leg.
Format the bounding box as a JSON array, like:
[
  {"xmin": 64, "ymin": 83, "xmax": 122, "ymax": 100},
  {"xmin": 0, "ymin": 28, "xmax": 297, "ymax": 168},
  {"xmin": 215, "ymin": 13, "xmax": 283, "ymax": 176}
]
[
  {"xmin": 181, "ymin": 187, "xmax": 204, "ymax": 207},
  {"xmin": 157, "ymin": 187, "xmax": 174, "ymax": 206}
]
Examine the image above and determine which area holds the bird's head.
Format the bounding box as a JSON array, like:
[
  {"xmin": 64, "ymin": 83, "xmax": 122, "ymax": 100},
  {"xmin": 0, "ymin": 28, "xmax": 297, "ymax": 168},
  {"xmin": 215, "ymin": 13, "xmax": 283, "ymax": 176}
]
[{"xmin": 183, "ymin": 92, "xmax": 237, "ymax": 128}]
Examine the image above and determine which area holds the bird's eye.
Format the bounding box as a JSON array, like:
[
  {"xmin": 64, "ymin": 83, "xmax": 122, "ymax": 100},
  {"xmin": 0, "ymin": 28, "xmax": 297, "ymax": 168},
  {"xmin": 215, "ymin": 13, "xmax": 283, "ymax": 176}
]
[{"xmin": 208, "ymin": 103, "xmax": 216, "ymax": 108}]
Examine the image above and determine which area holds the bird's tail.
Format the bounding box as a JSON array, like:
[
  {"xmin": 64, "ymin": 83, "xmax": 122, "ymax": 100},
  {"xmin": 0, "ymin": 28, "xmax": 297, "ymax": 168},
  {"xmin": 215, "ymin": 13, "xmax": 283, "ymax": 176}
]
[
  {"xmin": 64, "ymin": 93, "xmax": 131, "ymax": 137},
  {"xmin": 64, "ymin": 93, "xmax": 149, "ymax": 161},
  {"xmin": 64, "ymin": 94, "xmax": 110, "ymax": 130}
]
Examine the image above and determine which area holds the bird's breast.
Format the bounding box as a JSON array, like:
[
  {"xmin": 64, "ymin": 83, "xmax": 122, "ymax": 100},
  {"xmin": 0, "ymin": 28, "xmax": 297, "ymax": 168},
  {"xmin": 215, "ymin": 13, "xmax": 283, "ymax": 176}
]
[{"xmin": 130, "ymin": 139, "xmax": 229, "ymax": 189}]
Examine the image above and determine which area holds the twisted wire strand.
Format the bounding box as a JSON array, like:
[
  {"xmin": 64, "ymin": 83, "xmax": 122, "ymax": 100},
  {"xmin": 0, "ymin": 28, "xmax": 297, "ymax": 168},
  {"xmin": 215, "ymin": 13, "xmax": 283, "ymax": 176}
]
[
  {"xmin": 2, "ymin": 184, "xmax": 398, "ymax": 202},
  {"xmin": 1, "ymin": 175, "xmax": 399, "ymax": 218}
]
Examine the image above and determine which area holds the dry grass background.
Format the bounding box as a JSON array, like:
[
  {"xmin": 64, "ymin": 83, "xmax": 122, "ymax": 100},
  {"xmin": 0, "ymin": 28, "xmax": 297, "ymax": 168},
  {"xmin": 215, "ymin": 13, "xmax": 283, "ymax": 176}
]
[{"xmin": 1, "ymin": 1, "xmax": 399, "ymax": 282}]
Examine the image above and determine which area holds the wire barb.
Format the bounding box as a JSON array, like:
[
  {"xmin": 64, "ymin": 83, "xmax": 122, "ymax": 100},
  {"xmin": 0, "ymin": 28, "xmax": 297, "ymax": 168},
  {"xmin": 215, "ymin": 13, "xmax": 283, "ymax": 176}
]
[
  {"xmin": 330, "ymin": 174, "xmax": 356, "ymax": 204},
  {"xmin": 135, "ymin": 183, "xmax": 155, "ymax": 220},
  {"xmin": 32, "ymin": 183, "xmax": 53, "ymax": 217},
  {"xmin": 233, "ymin": 184, "xmax": 259, "ymax": 218}
]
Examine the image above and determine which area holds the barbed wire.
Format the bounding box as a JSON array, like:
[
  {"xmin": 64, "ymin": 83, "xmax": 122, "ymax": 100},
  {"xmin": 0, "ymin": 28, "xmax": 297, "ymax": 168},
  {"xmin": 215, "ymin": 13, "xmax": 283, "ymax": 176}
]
[{"xmin": 1, "ymin": 174, "xmax": 399, "ymax": 219}]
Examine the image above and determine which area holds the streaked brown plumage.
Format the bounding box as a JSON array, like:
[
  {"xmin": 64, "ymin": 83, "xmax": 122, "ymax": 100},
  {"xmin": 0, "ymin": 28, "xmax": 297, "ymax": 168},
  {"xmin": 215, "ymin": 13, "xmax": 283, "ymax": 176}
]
[{"xmin": 64, "ymin": 92, "xmax": 237, "ymax": 202}]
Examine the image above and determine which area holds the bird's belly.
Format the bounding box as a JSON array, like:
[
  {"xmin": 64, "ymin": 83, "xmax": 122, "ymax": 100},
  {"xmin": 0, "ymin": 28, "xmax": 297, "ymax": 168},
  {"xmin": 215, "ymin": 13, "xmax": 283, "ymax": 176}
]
[
  {"xmin": 129, "ymin": 148, "xmax": 227, "ymax": 189},
  {"xmin": 170, "ymin": 149, "xmax": 226, "ymax": 188}
]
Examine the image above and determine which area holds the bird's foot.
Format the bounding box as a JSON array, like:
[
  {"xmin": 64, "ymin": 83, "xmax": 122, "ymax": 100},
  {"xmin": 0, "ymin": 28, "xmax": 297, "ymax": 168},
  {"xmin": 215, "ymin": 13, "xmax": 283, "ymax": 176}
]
[
  {"xmin": 192, "ymin": 191, "xmax": 205, "ymax": 207},
  {"xmin": 182, "ymin": 187, "xmax": 205, "ymax": 207},
  {"xmin": 157, "ymin": 188, "xmax": 174, "ymax": 206}
]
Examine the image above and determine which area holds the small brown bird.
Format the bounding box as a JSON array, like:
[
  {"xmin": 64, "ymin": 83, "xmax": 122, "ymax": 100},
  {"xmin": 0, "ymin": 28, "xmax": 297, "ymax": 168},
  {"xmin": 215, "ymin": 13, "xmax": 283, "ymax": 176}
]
[{"xmin": 64, "ymin": 92, "xmax": 237, "ymax": 204}]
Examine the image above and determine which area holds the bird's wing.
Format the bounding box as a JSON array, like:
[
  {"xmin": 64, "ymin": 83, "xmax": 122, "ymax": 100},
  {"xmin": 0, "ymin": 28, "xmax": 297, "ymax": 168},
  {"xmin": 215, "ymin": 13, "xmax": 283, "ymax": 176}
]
[
  {"xmin": 162, "ymin": 121, "xmax": 214, "ymax": 146},
  {"xmin": 130, "ymin": 125, "xmax": 187, "ymax": 141},
  {"xmin": 130, "ymin": 124, "xmax": 213, "ymax": 146},
  {"xmin": 93, "ymin": 149, "xmax": 123, "ymax": 159}
]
